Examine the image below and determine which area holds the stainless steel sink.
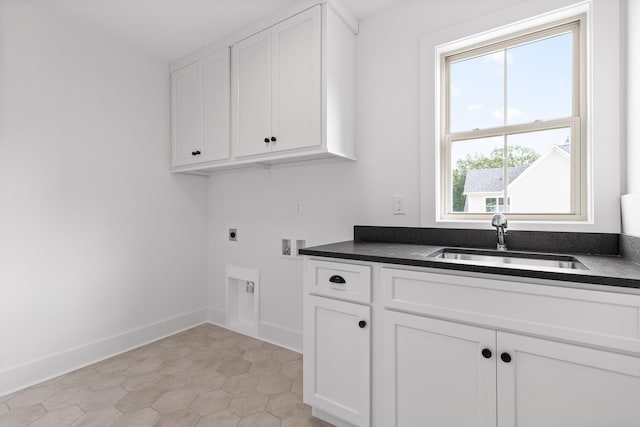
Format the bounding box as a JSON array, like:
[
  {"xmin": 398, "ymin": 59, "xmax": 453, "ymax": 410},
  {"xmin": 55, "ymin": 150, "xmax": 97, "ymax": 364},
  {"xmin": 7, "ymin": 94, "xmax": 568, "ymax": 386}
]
[{"xmin": 430, "ymin": 248, "xmax": 588, "ymax": 270}]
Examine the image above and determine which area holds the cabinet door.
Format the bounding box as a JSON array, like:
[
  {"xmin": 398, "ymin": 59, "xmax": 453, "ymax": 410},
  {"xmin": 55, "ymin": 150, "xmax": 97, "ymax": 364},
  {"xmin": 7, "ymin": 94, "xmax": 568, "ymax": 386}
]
[
  {"xmin": 383, "ymin": 311, "xmax": 497, "ymax": 427},
  {"xmin": 171, "ymin": 63, "xmax": 201, "ymax": 166},
  {"xmin": 304, "ymin": 295, "xmax": 370, "ymax": 426},
  {"xmin": 232, "ymin": 28, "xmax": 272, "ymax": 157},
  {"xmin": 201, "ymin": 49, "xmax": 230, "ymax": 161},
  {"xmin": 497, "ymin": 332, "xmax": 640, "ymax": 427},
  {"xmin": 271, "ymin": 6, "xmax": 321, "ymax": 152}
]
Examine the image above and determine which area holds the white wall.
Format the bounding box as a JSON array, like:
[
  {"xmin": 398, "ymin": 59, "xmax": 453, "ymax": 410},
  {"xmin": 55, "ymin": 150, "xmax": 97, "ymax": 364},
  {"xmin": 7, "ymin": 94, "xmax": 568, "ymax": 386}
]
[
  {"xmin": 628, "ymin": 0, "xmax": 640, "ymax": 194},
  {"xmin": 208, "ymin": 0, "xmax": 625, "ymax": 349},
  {"xmin": 0, "ymin": 0, "xmax": 209, "ymax": 395}
]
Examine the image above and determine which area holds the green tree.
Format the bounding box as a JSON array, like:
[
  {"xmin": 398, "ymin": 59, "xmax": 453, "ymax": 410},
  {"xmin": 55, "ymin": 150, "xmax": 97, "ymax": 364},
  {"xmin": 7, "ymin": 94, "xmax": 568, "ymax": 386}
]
[{"xmin": 452, "ymin": 145, "xmax": 540, "ymax": 212}]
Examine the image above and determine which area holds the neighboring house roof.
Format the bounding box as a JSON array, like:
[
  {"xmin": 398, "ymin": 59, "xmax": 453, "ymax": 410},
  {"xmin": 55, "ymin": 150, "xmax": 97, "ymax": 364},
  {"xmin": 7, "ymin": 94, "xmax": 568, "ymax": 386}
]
[{"xmin": 463, "ymin": 166, "xmax": 527, "ymax": 194}]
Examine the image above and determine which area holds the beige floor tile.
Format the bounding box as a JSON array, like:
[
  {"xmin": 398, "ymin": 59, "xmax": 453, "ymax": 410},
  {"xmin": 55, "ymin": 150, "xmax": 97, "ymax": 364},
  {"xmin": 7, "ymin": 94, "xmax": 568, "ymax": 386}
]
[
  {"xmin": 79, "ymin": 387, "xmax": 127, "ymax": 412},
  {"xmin": 114, "ymin": 388, "xmax": 162, "ymax": 413},
  {"xmin": 0, "ymin": 404, "xmax": 47, "ymax": 427},
  {"xmin": 160, "ymin": 346, "xmax": 191, "ymax": 360},
  {"xmin": 256, "ymin": 375, "xmax": 292, "ymax": 396},
  {"xmin": 242, "ymin": 348, "xmax": 273, "ymax": 363},
  {"xmin": 153, "ymin": 408, "xmax": 200, "ymax": 427},
  {"xmin": 280, "ymin": 413, "xmax": 333, "ymax": 427},
  {"xmin": 265, "ymin": 391, "xmax": 306, "ymax": 420},
  {"xmin": 95, "ymin": 357, "xmax": 135, "ymax": 375},
  {"xmin": 1, "ymin": 324, "xmax": 332, "ymax": 427},
  {"xmin": 87, "ymin": 372, "xmax": 128, "ymax": 391},
  {"xmin": 126, "ymin": 357, "xmax": 163, "ymax": 375},
  {"xmin": 160, "ymin": 357, "xmax": 193, "ymax": 375},
  {"xmin": 217, "ymin": 358, "xmax": 251, "ymax": 377},
  {"xmin": 70, "ymin": 407, "xmax": 121, "ymax": 427},
  {"xmin": 222, "ymin": 374, "xmax": 260, "ymax": 395},
  {"xmin": 248, "ymin": 359, "xmax": 282, "ymax": 378},
  {"xmin": 195, "ymin": 410, "xmax": 239, "ymax": 427},
  {"xmin": 280, "ymin": 359, "xmax": 303, "ymax": 379},
  {"xmin": 112, "ymin": 407, "xmax": 159, "ymax": 427},
  {"xmin": 152, "ymin": 388, "xmax": 198, "ymax": 413},
  {"xmin": 7, "ymin": 385, "xmax": 56, "ymax": 410},
  {"xmin": 29, "ymin": 405, "xmax": 84, "ymax": 427},
  {"xmin": 121, "ymin": 372, "xmax": 164, "ymax": 392},
  {"xmin": 271, "ymin": 349, "xmax": 301, "ymax": 363},
  {"xmin": 291, "ymin": 378, "xmax": 303, "ymax": 396},
  {"xmin": 188, "ymin": 371, "xmax": 227, "ymax": 391},
  {"xmin": 43, "ymin": 386, "xmax": 93, "ymax": 411},
  {"xmin": 227, "ymin": 391, "xmax": 269, "ymax": 417},
  {"xmin": 155, "ymin": 374, "xmax": 191, "ymax": 391},
  {"xmin": 238, "ymin": 411, "xmax": 281, "ymax": 427},
  {"xmin": 189, "ymin": 389, "xmax": 233, "ymax": 415}
]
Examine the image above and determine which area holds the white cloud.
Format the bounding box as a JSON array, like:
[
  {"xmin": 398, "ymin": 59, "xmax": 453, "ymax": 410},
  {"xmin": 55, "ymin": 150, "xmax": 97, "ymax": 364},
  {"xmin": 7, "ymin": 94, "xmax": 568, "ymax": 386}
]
[
  {"xmin": 451, "ymin": 85, "xmax": 462, "ymax": 96},
  {"xmin": 467, "ymin": 103, "xmax": 483, "ymax": 111},
  {"xmin": 492, "ymin": 107, "xmax": 524, "ymax": 120}
]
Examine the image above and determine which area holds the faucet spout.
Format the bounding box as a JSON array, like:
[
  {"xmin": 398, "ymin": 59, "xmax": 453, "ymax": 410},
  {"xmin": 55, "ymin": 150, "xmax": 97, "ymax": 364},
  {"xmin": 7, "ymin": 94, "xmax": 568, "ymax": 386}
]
[{"xmin": 491, "ymin": 214, "xmax": 508, "ymax": 251}]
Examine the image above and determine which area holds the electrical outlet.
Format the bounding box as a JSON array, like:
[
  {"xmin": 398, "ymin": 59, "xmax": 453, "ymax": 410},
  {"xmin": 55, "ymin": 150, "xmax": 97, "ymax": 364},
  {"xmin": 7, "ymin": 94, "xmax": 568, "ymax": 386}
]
[
  {"xmin": 229, "ymin": 228, "xmax": 237, "ymax": 241},
  {"xmin": 295, "ymin": 200, "xmax": 304, "ymax": 215},
  {"xmin": 393, "ymin": 195, "xmax": 406, "ymax": 215}
]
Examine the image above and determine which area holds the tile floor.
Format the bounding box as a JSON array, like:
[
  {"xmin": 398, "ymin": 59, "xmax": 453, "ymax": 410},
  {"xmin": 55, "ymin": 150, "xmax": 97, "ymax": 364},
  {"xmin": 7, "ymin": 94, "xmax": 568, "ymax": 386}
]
[{"xmin": 0, "ymin": 324, "xmax": 333, "ymax": 427}]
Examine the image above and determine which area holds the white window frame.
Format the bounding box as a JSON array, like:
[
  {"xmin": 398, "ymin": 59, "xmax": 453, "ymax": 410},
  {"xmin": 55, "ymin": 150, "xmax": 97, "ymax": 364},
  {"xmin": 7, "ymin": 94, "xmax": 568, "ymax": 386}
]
[{"xmin": 436, "ymin": 13, "xmax": 588, "ymax": 222}]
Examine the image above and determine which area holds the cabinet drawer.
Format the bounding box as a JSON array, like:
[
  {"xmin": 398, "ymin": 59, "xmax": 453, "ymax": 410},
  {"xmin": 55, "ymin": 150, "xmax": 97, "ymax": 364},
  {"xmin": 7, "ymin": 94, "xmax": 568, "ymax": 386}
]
[
  {"xmin": 305, "ymin": 259, "xmax": 371, "ymax": 303},
  {"xmin": 382, "ymin": 267, "xmax": 640, "ymax": 354}
]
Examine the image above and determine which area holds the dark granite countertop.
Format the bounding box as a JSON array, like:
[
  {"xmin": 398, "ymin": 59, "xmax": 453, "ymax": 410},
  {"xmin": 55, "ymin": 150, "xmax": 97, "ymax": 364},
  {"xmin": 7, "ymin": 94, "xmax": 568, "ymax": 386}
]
[{"xmin": 299, "ymin": 230, "xmax": 640, "ymax": 291}]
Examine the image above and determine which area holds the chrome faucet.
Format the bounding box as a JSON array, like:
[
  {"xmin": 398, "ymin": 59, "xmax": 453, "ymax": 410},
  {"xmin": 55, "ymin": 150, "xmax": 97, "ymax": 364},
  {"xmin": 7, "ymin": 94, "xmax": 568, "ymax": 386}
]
[{"xmin": 491, "ymin": 214, "xmax": 508, "ymax": 251}]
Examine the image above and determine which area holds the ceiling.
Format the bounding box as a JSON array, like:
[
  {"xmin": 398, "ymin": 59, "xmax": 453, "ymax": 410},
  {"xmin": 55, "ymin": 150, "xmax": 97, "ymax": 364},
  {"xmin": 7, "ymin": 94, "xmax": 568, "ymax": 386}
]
[{"xmin": 23, "ymin": 0, "xmax": 412, "ymax": 61}]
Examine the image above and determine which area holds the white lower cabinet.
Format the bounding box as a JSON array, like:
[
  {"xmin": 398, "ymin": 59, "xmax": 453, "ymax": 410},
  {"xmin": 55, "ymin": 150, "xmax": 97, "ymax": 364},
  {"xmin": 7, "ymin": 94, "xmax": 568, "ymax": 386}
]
[
  {"xmin": 497, "ymin": 332, "xmax": 640, "ymax": 427},
  {"xmin": 303, "ymin": 295, "xmax": 370, "ymax": 427},
  {"xmin": 383, "ymin": 310, "xmax": 496, "ymax": 427},
  {"xmin": 383, "ymin": 311, "xmax": 640, "ymax": 427},
  {"xmin": 303, "ymin": 259, "xmax": 640, "ymax": 427}
]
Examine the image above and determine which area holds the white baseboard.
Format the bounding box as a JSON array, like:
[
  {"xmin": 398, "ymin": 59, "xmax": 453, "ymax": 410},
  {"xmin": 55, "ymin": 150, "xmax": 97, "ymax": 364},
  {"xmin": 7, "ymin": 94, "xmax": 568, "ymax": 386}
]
[
  {"xmin": 259, "ymin": 321, "xmax": 302, "ymax": 352},
  {"xmin": 207, "ymin": 309, "xmax": 302, "ymax": 353},
  {"xmin": 0, "ymin": 308, "xmax": 207, "ymax": 397}
]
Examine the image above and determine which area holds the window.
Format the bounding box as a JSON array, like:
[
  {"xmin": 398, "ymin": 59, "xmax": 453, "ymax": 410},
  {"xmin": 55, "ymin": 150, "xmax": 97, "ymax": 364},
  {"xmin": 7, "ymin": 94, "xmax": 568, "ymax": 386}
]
[
  {"xmin": 438, "ymin": 13, "xmax": 587, "ymax": 221},
  {"xmin": 485, "ymin": 197, "xmax": 510, "ymax": 213}
]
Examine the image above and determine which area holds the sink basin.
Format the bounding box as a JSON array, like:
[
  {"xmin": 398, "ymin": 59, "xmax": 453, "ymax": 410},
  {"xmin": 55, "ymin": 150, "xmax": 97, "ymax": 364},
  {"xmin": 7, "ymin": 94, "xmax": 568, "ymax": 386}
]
[{"xmin": 430, "ymin": 248, "xmax": 588, "ymax": 270}]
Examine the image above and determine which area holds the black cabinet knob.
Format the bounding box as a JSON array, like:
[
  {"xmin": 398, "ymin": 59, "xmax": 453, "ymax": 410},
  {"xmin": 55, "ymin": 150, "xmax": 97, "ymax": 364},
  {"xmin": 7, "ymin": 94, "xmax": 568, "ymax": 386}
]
[
  {"xmin": 500, "ymin": 352, "xmax": 512, "ymax": 363},
  {"xmin": 358, "ymin": 320, "xmax": 367, "ymax": 328},
  {"xmin": 191, "ymin": 150, "xmax": 201, "ymax": 156},
  {"xmin": 329, "ymin": 275, "xmax": 346, "ymax": 284},
  {"xmin": 271, "ymin": 136, "xmax": 277, "ymax": 142},
  {"xmin": 264, "ymin": 138, "xmax": 270, "ymax": 143},
  {"xmin": 481, "ymin": 348, "xmax": 492, "ymax": 359}
]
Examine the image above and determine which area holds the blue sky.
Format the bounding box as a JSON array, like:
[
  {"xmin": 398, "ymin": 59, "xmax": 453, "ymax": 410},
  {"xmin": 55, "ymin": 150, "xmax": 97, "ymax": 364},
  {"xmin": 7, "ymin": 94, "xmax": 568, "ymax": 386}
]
[{"xmin": 449, "ymin": 31, "xmax": 573, "ymax": 166}]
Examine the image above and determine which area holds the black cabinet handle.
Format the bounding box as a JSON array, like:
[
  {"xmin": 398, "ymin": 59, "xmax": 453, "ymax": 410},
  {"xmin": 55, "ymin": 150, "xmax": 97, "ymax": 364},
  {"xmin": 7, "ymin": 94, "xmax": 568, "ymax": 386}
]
[
  {"xmin": 358, "ymin": 320, "xmax": 367, "ymax": 328},
  {"xmin": 264, "ymin": 138, "xmax": 270, "ymax": 143},
  {"xmin": 481, "ymin": 348, "xmax": 492, "ymax": 359},
  {"xmin": 191, "ymin": 150, "xmax": 201, "ymax": 156},
  {"xmin": 500, "ymin": 352, "xmax": 512, "ymax": 363},
  {"xmin": 329, "ymin": 275, "xmax": 346, "ymax": 284},
  {"xmin": 271, "ymin": 136, "xmax": 277, "ymax": 142}
]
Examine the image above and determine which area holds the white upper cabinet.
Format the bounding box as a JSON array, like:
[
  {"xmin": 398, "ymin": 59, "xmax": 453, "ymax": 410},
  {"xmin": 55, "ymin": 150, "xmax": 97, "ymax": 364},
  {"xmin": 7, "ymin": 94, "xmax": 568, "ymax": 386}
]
[
  {"xmin": 232, "ymin": 28, "xmax": 272, "ymax": 157},
  {"xmin": 170, "ymin": 1, "xmax": 357, "ymax": 173},
  {"xmin": 232, "ymin": 6, "xmax": 321, "ymax": 157},
  {"xmin": 171, "ymin": 48, "xmax": 230, "ymax": 167}
]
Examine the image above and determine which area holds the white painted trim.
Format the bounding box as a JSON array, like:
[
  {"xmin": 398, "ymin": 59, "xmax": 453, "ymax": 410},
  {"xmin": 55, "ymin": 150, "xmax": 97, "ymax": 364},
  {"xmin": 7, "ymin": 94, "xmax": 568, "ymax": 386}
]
[
  {"xmin": 259, "ymin": 321, "xmax": 303, "ymax": 352},
  {"xmin": 0, "ymin": 309, "xmax": 207, "ymax": 397},
  {"xmin": 205, "ymin": 317, "xmax": 302, "ymax": 353}
]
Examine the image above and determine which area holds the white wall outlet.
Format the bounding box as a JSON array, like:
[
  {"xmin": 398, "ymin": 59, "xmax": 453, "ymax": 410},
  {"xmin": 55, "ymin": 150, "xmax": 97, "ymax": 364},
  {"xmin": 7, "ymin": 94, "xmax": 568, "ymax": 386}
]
[
  {"xmin": 295, "ymin": 200, "xmax": 304, "ymax": 215},
  {"xmin": 393, "ymin": 195, "xmax": 406, "ymax": 215}
]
